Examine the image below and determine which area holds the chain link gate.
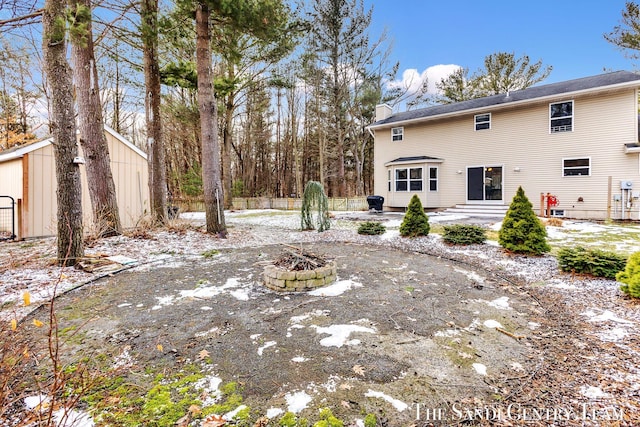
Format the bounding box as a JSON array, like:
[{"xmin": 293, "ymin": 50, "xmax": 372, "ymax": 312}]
[{"xmin": 0, "ymin": 196, "xmax": 16, "ymax": 241}]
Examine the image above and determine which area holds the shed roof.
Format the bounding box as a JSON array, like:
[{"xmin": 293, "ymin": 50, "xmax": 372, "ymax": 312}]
[
  {"xmin": 370, "ymin": 70, "xmax": 640, "ymax": 129},
  {"xmin": 0, "ymin": 125, "xmax": 146, "ymax": 163}
]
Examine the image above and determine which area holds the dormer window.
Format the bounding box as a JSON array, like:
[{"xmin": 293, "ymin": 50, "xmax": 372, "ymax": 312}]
[
  {"xmin": 550, "ymin": 101, "xmax": 573, "ymax": 133},
  {"xmin": 474, "ymin": 113, "xmax": 491, "ymax": 131},
  {"xmin": 391, "ymin": 127, "xmax": 404, "ymax": 141}
]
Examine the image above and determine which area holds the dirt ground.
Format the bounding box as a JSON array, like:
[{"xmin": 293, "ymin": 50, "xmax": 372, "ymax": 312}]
[{"xmin": 20, "ymin": 240, "xmax": 560, "ymax": 425}]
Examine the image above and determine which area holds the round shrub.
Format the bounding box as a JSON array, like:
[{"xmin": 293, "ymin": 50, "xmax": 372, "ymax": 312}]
[
  {"xmin": 616, "ymin": 251, "xmax": 640, "ymax": 298},
  {"xmin": 357, "ymin": 221, "xmax": 386, "ymax": 235},
  {"xmin": 442, "ymin": 224, "xmax": 487, "ymax": 245},
  {"xmin": 498, "ymin": 186, "xmax": 550, "ymax": 255},
  {"xmin": 399, "ymin": 195, "xmax": 430, "ymax": 237}
]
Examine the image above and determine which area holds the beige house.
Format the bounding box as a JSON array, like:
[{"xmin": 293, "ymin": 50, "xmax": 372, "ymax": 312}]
[
  {"xmin": 368, "ymin": 71, "xmax": 640, "ymax": 220},
  {"xmin": 0, "ymin": 125, "xmax": 149, "ymax": 238}
]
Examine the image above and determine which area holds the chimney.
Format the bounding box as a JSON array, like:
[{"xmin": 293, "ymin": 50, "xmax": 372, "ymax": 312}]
[{"xmin": 375, "ymin": 104, "xmax": 393, "ymax": 122}]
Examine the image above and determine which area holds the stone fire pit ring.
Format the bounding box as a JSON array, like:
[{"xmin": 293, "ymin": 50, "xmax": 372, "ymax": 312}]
[{"xmin": 263, "ymin": 261, "xmax": 337, "ymax": 292}]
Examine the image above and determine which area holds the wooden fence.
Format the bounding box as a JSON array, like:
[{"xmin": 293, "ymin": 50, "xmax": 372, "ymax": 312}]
[{"xmin": 173, "ymin": 197, "xmax": 369, "ymax": 212}]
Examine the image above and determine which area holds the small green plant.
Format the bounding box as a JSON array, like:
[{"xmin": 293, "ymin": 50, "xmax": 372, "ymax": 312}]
[
  {"xmin": 364, "ymin": 413, "xmax": 377, "ymax": 427},
  {"xmin": 357, "ymin": 221, "xmax": 386, "ymax": 235},
  {"xmin": 616, "ymin": 251, "xmax": 640, "ymax": 297},
  {"xmin": 557, "ymin": 246, "xmax": 627, "ymax": 279},
  {"xmin": 202, "ymin": 249, "xmax": 220, "ymax": 258},
  {"xmin": 313, "ymin": 408, "xmax": 344, "ymax": 427},
  {"xmin": 399, "ymin": 195, "xmax": 430, "ymax": 237},
  {"xmin": 498, "ymin": 186, "xmax": 550, "ymax": 255},
  {"xmin": 442, "ymin": 224, "xmax": 487, "ymax": 245},
  {"xmin": 280, "ymin": 411, "xmax": 309, "ymax": 427}
]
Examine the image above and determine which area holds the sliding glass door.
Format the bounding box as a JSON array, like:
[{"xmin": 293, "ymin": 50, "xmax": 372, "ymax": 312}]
[{"xmin": 467, "ymin": 166, "xmax": 503, "ymax": 202}]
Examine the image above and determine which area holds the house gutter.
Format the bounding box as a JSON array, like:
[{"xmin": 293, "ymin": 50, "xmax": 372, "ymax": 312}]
[{"xmin": 367, "ymin": 80, "xmax": 640, "ymax": 130}]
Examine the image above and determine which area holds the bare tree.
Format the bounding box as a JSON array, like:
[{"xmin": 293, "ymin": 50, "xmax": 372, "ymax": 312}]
[
  {"xmin": 71, "ymin": 0, "xmax": 122, "ymax": 237},
  {"xmin": 42, "ymin": 0, "xmax": 84, "ymax": 264},
  {"xmin": 141, "ymin": 0, "xmax": 167, "ymax": 224},
  {"xmin": 195, "ymin": 2, "xmax": 226, "ymax": 235}
]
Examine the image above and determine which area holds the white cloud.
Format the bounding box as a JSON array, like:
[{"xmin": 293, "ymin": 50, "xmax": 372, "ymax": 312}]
[{"xmin": 387, "ymin": 64, "xmax": 461, "ymax": 95}]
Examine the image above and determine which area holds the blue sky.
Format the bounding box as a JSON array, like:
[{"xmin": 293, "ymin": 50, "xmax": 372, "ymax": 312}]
[{"xmin": 364, "ymin": 0, "xmax": 637, "ymax": 97}]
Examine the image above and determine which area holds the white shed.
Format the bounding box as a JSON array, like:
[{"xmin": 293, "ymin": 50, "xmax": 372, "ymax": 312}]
[{"xmin": 0, "ymin": 125, "xmax": 149, "ymax": 238}]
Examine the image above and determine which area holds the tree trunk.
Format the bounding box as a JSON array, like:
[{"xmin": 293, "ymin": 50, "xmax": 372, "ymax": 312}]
[
  {"xmin": 141, "ymin": 0, "xmax": 167, "ymax": 225},
  {"xmin": 222, "ymin": 89, "xmax": 234, "ymax": 209},
  {"xmin": 42, "ymin": 0, "xmax": 84, "ymax": 265},
  {"xmin": 196, "ymin": 3, "xmax": 226, "ymax": 236},
  {"xmin": 72, "ymin": 0, "xmax": 122, "ymax": 237}
]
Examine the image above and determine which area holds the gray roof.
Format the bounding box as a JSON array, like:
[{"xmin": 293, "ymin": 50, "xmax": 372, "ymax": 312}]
[
  {"xmin": 385, "ymin": 156, "xmax": 443, "ymax": 164},
  {"xmin": 372, "ymin": 71, "xmax": 640, "ymax": 128}
]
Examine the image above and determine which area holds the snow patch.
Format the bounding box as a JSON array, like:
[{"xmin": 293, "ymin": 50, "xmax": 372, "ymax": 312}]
[
  {"xmin": 257, "ymin": 341, "xmax": 277, "ymax": 356},
  {"xmin": 581, "ymin": 310, "xmax": 633, "ymax": 324},
  {"xmin": 291, "ymin": 356, "xmax": 307, "ymax": 363},
  {"xmin": 285, "ymin": 390, "xmax": 312, "ymax": 413},
  {"xmin": 312, "ymin": 324, "xmax": 376, "ymax": 347},
  {"xmin": 486, "ymin": 296, "xmax": 512, "ymax": 310},
  {"xmin": 472, "ymin": 363, "xmax": 487, "ymax": 376},
  {"xmin": 580, "ymin": 385, "xmax": 609, "ymax": 398},
  {"xmin": 266, "ymin": 407, "xmax": 284, "ymax": 419},
  {"xmin": 364, "ymin": 389, "xmax": 408, "ymax": 412},
  {"xmin": 224, "ymin": 404, "xmax": 248, "ymax": 420},
  {"xmin": 454, "ymin": 267, "xmax": 485, "ymax": 284},
  {"xmin": 483, "ymin": 319, "xmax": 503, "ymax": 329},
  {"xmin": 308, "ymin": 278, "xmax": 362, "ymax": 296}
]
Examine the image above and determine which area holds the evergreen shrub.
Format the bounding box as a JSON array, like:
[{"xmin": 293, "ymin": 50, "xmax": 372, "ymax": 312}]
[
  {"xmin": 442, "ymin": 224, "xmax": 487, "ymax": 245},
  {"xmin": 357, "ymin": 221, "xmax": 386, "ymax": 235},
  {"xmin": 399, "ymin": 195, "xmax": 430, "ymax": 237},
  {"xmin": 557, "ymin": 246, "xmax": 627, "ymax": 279},
  {"xmin": 498, "ymin": 186, "xmax": 550, "ymax": 255},
  {"xmin": 616, "ymin": 251, "xmax": 640, "ymax": 298}
]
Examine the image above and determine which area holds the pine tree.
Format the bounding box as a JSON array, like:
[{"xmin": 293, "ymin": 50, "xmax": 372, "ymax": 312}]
[
  {"xmin": 499, "ymin": 186, "xmax": 550, "ymax": 255},
  {"xmin": 399, "ymin": 195, "xmax": 430, "ymax": 237},
  {"xmin": 616, "ymin": 251, "xmax": 640, "ymax": 298}
]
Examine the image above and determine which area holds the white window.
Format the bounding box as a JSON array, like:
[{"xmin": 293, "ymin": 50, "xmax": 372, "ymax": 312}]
[
  {"xmin": 387, "ymin": 169, "xmax": 392, "ymax": 191},
  {"xmin": 563, "ymin": 157, "xmax": 590, "ymax": 176},
  {"xmin": 395, "ymin": 167, "xmax": 423, "ymax": 191},
  {"xmin": 391, "ymin": 127, "xmax": 404, "ymax": 141},
  {"xmin": 550, "ymin": 101, "xmax": 573, "ymax": 133},
  {"xmin": 474, "ymin": 113, "xmax": 491, "ymax": 131},
  {"xmin": 429, "ymin": 167, "xmax": 438, "ymax": 191}
]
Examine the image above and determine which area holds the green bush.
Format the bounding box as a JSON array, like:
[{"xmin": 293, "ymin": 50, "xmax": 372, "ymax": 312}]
[
  {"xmin": 557, "ymin": 246, "xmax": 627, "ymax": 279},
  {"xmin": 399, "ymin": 195, "xmax": 430, "ymax": 237},
  {"xmin": 357, "ymin": 221, "xmax": 386, "ymax": 235},
  {"xmin": 442, "ymin": 224, "xmax": 487, "ymax": 245},
  {"xmin": 498, "ymin": 186, "xmax": 550, "ymax": 255},
  {"xmin": 616, "ymin": 251, "xmax": 640, "ymax": 297}
]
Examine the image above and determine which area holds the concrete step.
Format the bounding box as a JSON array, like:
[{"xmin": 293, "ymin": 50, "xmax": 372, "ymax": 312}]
[{"xmin": 444, "ymin": 204, "xmax": 508, "ymax": 217}]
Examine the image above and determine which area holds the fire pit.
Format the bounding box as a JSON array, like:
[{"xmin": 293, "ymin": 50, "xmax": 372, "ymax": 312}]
[{"xmin": 263, "ymin": 246, "xmax": 336, "ymax": 292}]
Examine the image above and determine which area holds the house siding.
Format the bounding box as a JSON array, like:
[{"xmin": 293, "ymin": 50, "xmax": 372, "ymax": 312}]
[{"xmin": 374, "ymin": 89, "xmax": 640, "ymax": 219}]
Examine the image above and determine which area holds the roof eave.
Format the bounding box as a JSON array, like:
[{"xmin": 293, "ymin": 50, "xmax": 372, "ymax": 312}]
[
  {"xmin": 384, "ymin": 158, "xmax": 444, "ymax": 166},
  {"xmin": 369, "ymin": 79, "xmax": 640, "ymax": 130}
]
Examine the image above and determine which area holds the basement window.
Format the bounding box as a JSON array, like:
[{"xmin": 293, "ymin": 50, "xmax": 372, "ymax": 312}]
[{"xmin": 563, "ymin": 157, "xmax": 590, "ymax": 176}]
